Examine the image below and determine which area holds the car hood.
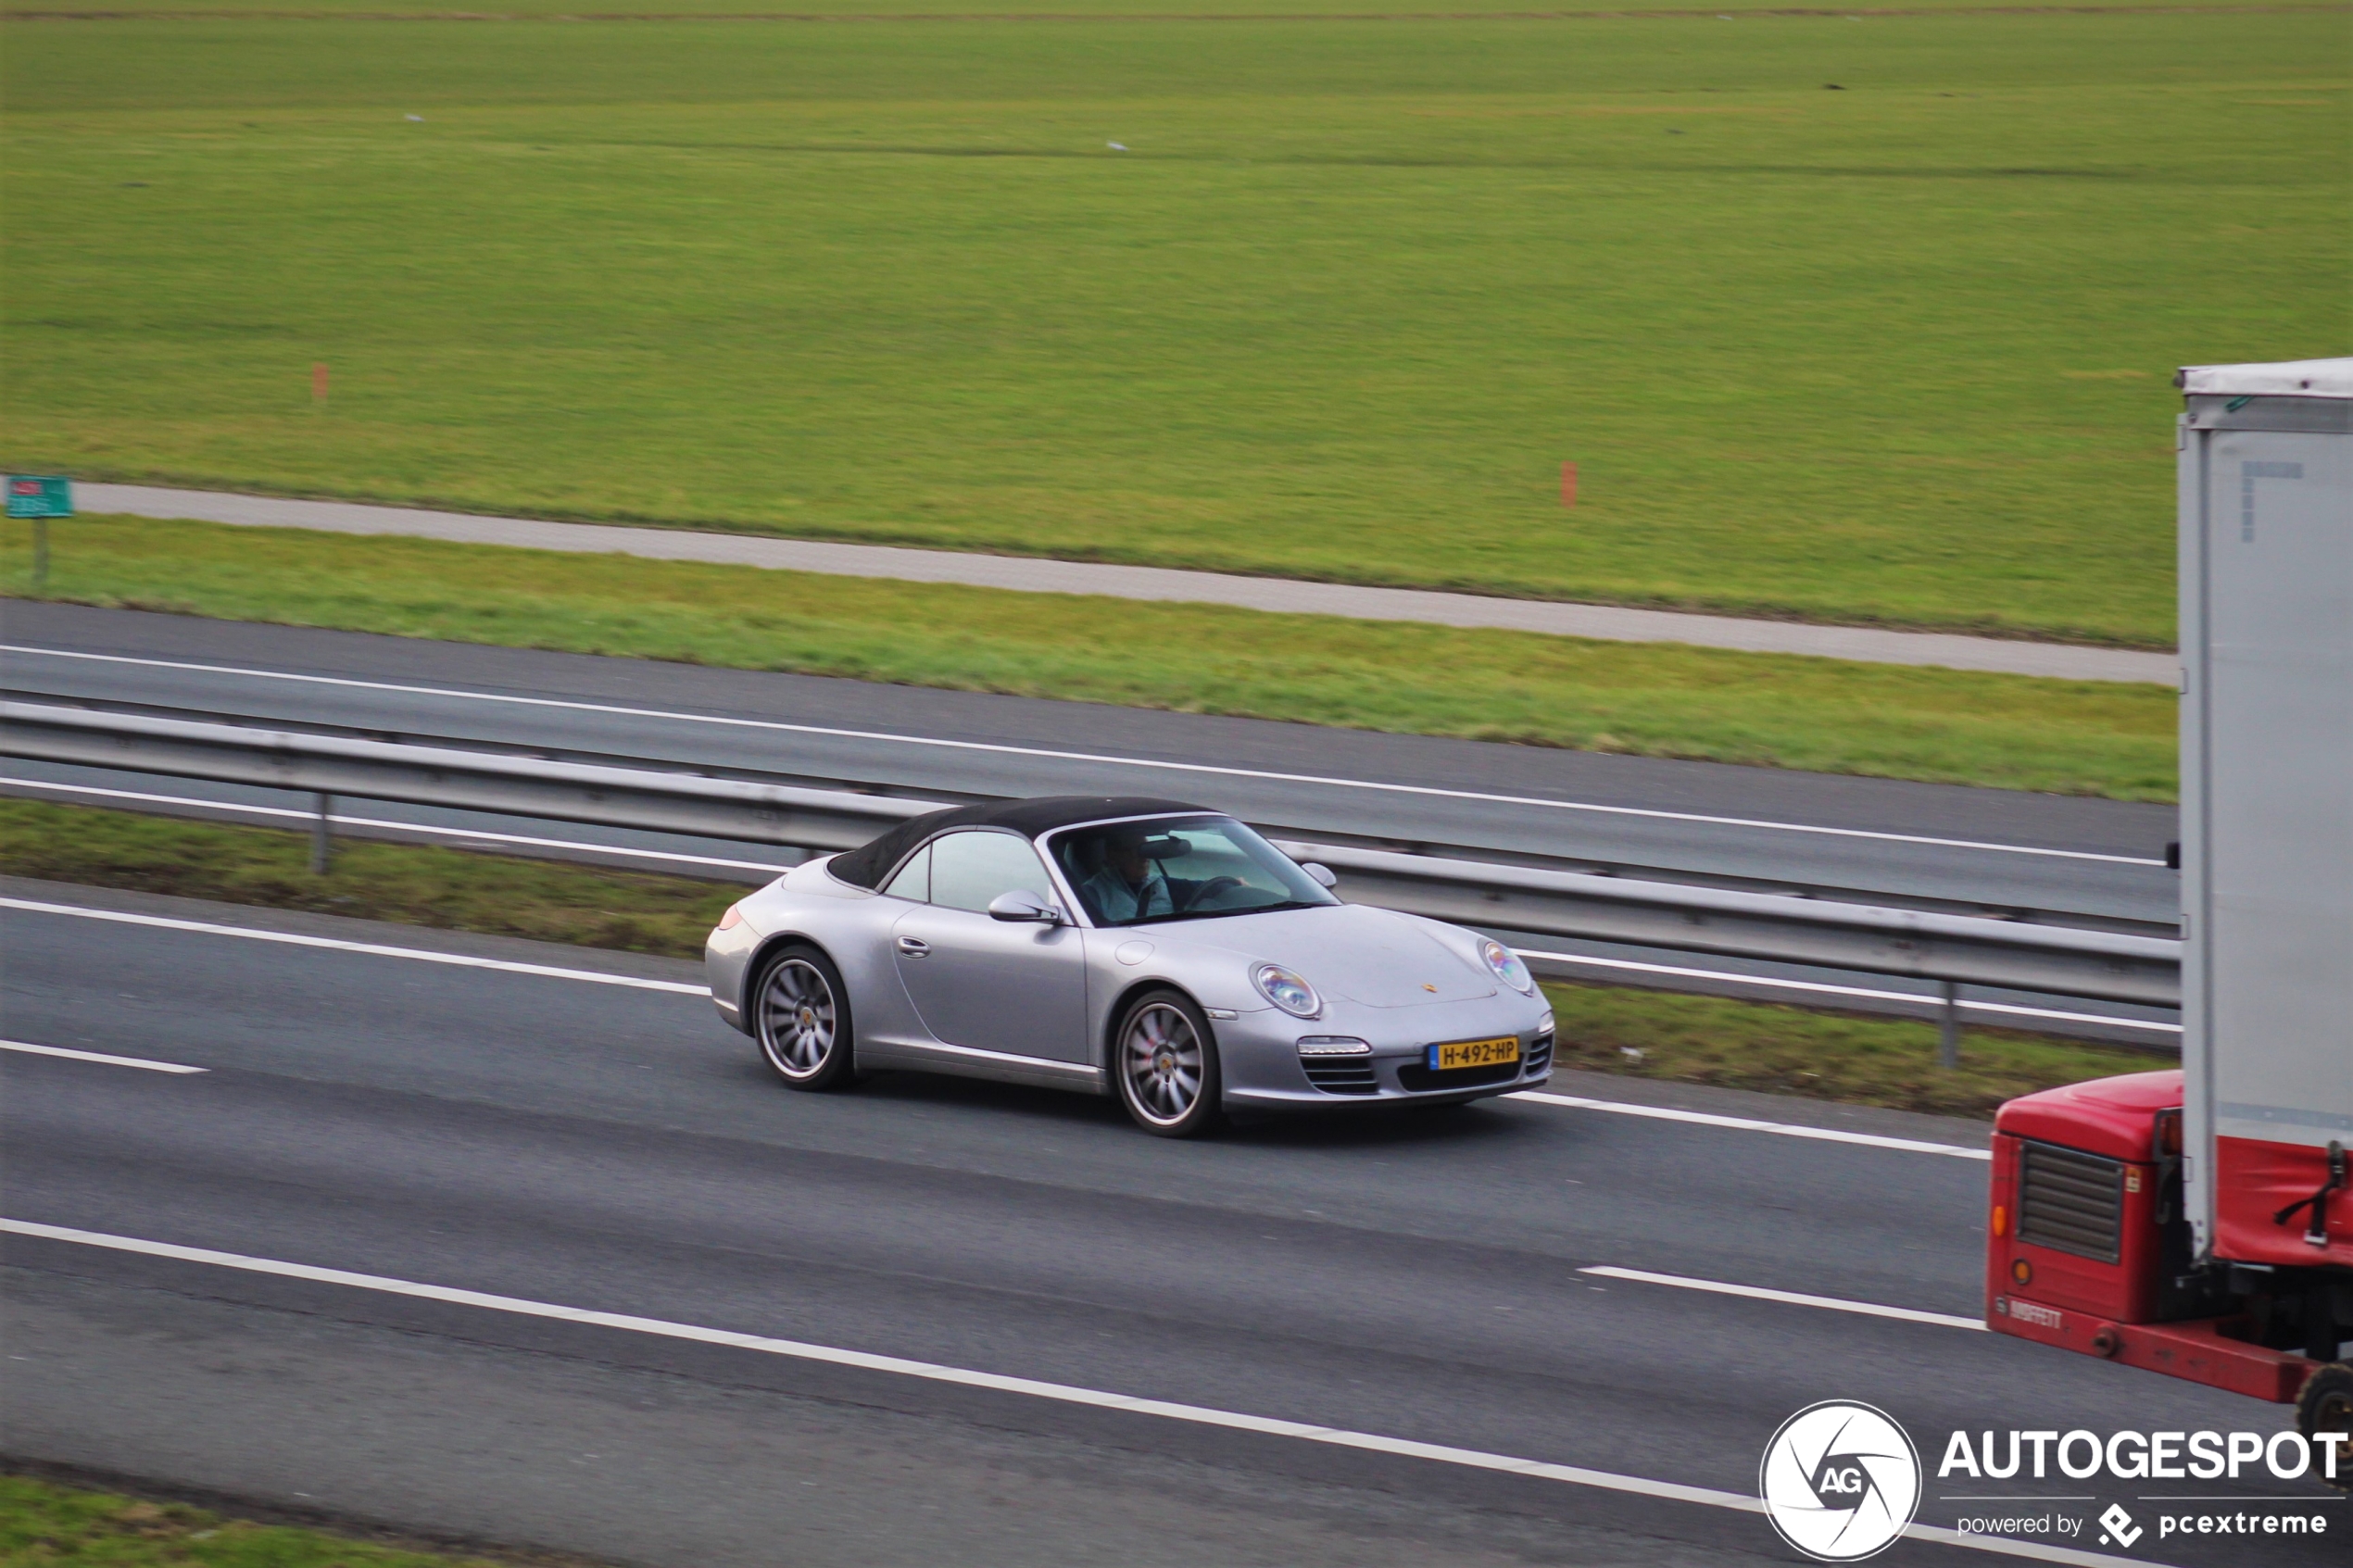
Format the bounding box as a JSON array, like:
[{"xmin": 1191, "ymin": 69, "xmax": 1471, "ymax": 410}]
[{"xmin": 1156, "ymin": 903, "xmax": 1495, "ymax": 1008}]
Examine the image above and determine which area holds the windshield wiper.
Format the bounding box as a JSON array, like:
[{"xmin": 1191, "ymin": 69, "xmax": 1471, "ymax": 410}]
[{"xmin": 1123, "ymin": 899, "xmax": 1329, "ymax": 926}]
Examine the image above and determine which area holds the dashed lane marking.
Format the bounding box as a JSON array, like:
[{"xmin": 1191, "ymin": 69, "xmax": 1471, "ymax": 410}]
[
  {"xmin": 0, "ymin": 1039, "xmax": 206, "ymax": 1074},
  {"xmin": 1506, "ymin": 1090, "xmax": 1992, "ymax": 1160},
  {"xmin": 1580, "ymin": 1265, "xmax": 1987, "ymax": 1331}
]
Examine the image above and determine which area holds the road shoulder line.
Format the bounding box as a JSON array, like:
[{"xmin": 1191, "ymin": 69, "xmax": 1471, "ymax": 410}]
[
  {"xmin": 0, "ymin": 642, "xmax": 2165, "ymax": 865},
  {"xmin": 0, "ymin": 896, "xmax": 710, "ymax": 996}
]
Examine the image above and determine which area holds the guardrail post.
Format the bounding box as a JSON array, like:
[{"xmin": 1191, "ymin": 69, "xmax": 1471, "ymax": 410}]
[
  {"xmin": 1937, "ymin": 980, "xmax": 1960, "ymax": 1070},
  {"xmin": 310, "ymin": 792, "xmax": 333, "ymax": 875}
]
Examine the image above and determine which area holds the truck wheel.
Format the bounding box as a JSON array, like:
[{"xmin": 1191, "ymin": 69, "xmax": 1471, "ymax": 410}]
[{"xmin": 2298, "ymin": 1362, "xmax": 2353, "ymax": 1491}]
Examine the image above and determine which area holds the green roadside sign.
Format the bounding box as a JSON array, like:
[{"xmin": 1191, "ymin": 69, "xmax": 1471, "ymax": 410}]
[{"xmin": 7, "ymin": 475, "xmax": 72, "ymax": 519}]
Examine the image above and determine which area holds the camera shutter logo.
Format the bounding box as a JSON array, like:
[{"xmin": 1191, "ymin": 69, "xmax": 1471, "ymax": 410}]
[{"xmin": 1758, "ymin": 1400, "xmax": 1922, "ymax": 1562}]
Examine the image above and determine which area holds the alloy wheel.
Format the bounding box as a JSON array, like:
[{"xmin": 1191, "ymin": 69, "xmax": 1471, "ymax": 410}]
[
  {"xmin": 1121, "ymin": 1001, "xmax": 1203, "ymax": 1126},
  {"xmin": 759, "ymin": 957, "xmax": 838, "ymax": 1079}
]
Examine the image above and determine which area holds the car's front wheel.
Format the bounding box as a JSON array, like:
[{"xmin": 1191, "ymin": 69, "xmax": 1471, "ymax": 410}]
[
  {"xmin": 1113, "ymin": 989, "xmax": 1221, "ymax": 1137},
  {"xmin": 752, "ymin": 944, "xmax": 856, "ymax": 1091}
]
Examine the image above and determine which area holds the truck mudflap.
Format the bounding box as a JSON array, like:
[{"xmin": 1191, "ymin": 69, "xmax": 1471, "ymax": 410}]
[{"xmin": 2215, "ymin": 1136, "xmax": 2353, "ymax": 1271}]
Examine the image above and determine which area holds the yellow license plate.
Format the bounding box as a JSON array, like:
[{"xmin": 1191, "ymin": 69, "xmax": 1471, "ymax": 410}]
[{"xmin": 1428, "ymin": 1036, "xmax": 1521, "ymax": 1072}]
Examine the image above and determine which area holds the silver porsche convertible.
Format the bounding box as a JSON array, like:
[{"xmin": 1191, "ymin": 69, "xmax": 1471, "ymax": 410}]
[{"xmin": 705, "ymin": 796, "xmax": 1554, "ymax": 1135}]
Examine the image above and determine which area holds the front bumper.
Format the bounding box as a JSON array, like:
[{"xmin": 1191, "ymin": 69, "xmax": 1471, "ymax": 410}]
[{"xmin": 1214, "ymin": 997, "xmax": 1554, "ymax": 1109}]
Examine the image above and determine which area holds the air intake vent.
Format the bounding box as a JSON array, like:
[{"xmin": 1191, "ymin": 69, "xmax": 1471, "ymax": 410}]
[
  {"xmin": 1398, "ymin": 1060, "xmax": 1519, "ymax": 1092},
  {"xmin": 1302, "ymin": 1060, "xmax": 1379, "ymax": 1095},
  {"xmin": 2018, "ymin": 1141, "xmax": 2124, "ymax": 1263}
]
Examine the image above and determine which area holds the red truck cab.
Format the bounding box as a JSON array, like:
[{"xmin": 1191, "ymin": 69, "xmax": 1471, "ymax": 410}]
[{"xmin": 1989, "ymin": 1071, "xmax": 2341, "ymax": 1407}]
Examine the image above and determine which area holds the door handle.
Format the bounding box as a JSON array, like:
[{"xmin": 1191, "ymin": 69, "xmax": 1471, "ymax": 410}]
[{"xmin": 896, "ymin": 935, "xmax": 930, "ymax": 958}]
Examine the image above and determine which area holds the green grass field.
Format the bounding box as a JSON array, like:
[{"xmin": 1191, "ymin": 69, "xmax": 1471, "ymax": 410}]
[
  {"xmin": 4, "ymin": 514, "xmax": 2181, "ymax": 797},
  {"xmin": 4, "ymin": 4, "xmax": 2342, "ymax": 646}
]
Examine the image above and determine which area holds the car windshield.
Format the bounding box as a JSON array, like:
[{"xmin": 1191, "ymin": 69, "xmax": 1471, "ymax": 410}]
[{"xmin": 1049, "ymin": 815, "xmax": 1339, "ymax": 927}]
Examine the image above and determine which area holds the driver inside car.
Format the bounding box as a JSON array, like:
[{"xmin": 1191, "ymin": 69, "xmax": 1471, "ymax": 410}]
[{"xmin": 1076, "ymin": 829, "xmax": 1179, "ymax": 922}]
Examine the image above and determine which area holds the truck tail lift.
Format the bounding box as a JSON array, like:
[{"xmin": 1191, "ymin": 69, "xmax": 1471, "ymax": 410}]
[{"xmin": 1986, "ymin": 358, "xmax": 2352, "ymax": 1484}]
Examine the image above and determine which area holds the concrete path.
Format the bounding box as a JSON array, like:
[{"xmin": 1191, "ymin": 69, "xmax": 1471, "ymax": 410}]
[{"xmin": 80, "ymin": 483, "xmax": 2176, "ymax": 684}]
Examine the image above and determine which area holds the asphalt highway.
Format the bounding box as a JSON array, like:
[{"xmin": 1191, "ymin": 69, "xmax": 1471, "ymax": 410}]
[
  {"xmin": 1, "ymin": 604, "xmax": 2181, "ymax": 1042},
  {"xmin": 3, "ymin": 881, "xmax": 2327, "ymax": 1567}
]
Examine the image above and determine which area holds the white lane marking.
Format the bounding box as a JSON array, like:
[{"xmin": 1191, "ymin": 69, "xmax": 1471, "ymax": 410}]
[
  {"xmin": 0, "ymin": 898, "xmax": 710, "ymax": 996},
  {"xmin": 0, "ymin": 899, "xmax": 1994, "ymax": 1159},
  {"xmin": 0, "ymin": 776, "xmax": 795, "ymax": 875},
  {"xmin": 0, "ymin": 774, "xmax": 2171, "ymax": 1040},
  {"xmin": 0, "ymin": 1039, "xmax": 206, "ymax": 1074},
  {"xmin": 1581, "ymin": 1266, "xmax": 1987, "ymax": 1332},
  {"xmin": 0, "ymin": 1219, "xmax": 2148, "ymax": 1568},
  {"xmin": 1507, "ymin": 1090, "xmax": 1992, "ymax": 1160},
  {"xmin": 1515, "ymin": 947, "xmax": 2181, "ymax": 1035},
  {"xmin": 1, "ymin": 645, "xmax": 2164, "ymax": 866}
]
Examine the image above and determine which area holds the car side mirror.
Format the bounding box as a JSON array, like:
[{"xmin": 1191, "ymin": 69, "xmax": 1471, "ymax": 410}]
[
  {"xmin": 1302, "ymin": 862, "xmax": 1338, "ymax": 889},
  {"xmin": 988, "ymin": 889, "xmax": 1064, "ymax": 924}
]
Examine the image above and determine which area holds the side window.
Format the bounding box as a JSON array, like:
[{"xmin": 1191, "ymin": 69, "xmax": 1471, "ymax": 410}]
[
  {"xmin": 881, "ymin": 843, "xmax": 930, "ymax": 902},
  {"xmin": 926, "ymin": 831, "xmax": 1057, "ymax": 915}
]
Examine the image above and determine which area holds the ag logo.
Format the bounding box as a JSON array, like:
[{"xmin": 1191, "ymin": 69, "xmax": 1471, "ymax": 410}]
[{"xmin": 1758, "ymin": 1400, "xmax": 1922, "ymax": 1562}]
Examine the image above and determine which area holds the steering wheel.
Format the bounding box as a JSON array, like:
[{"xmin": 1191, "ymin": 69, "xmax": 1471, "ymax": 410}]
[{"xmin": 1176, "ymin": 874, "xmax": 1245, "ymax": 913}]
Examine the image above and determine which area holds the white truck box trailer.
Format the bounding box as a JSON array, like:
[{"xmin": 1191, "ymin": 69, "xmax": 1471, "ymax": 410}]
[{"xmin": 1984, "ymin": 357, "xmax": 2350, "ymax": 1473}]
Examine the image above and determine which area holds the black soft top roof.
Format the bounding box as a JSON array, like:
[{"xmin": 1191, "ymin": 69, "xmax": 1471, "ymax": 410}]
[{"xmin": 826, "ymin": 796, "xmax": 1214, "ymax": 890}]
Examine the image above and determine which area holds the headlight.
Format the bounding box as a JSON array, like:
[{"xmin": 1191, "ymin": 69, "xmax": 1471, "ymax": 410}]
[
  {"xmin": 1480, "ymin": 939, "xmax": 1537, "ymax": 996},
  {"xmin": 1253, "ymin": 964, "xmax": 1321, "ymax": 1019}
]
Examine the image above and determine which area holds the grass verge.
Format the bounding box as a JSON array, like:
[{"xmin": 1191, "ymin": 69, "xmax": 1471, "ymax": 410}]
[
  {"xmin": 0, "ymin": 797, "xmax": 2164, "ymax": 1115},
  {"xmin": 0, "ymin": 1473, "xmax": 526, "ymax": 1568},
  {"xmin": 1, "ymin": 516, "xmax": 2179, "ymax": 799}
]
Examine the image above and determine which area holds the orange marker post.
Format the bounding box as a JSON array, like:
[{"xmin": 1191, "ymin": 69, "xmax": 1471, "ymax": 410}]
[
  {"xmin": 312, "ymin": 362, "xmax": 330, "ymax": 405},
  {"xmin": 1560, "ymin": 461, "xmax": 1579, "ymax": 508}
]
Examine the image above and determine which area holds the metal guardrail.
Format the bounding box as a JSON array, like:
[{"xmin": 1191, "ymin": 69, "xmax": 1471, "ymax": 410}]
[
  {"xmin": 1, "ymin": 700, "xmax": 934, "ymax": 850},
  {"xmin": 1266, "ymin": 840, "xmax": 2178, "ymax": 1009},
  {"xmin": 1, "ymin": 699, "xmax": 2182, "ymax": 1013}
]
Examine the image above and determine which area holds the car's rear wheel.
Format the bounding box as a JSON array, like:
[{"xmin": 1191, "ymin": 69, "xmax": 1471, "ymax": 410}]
[
  {"xmin": 1114, "ymin": 989, "xmax": 1221, "ymax": 1137},
  {"xmin": 753, "ymin": 945, "xmax": 856, "ymax": 1091}
]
